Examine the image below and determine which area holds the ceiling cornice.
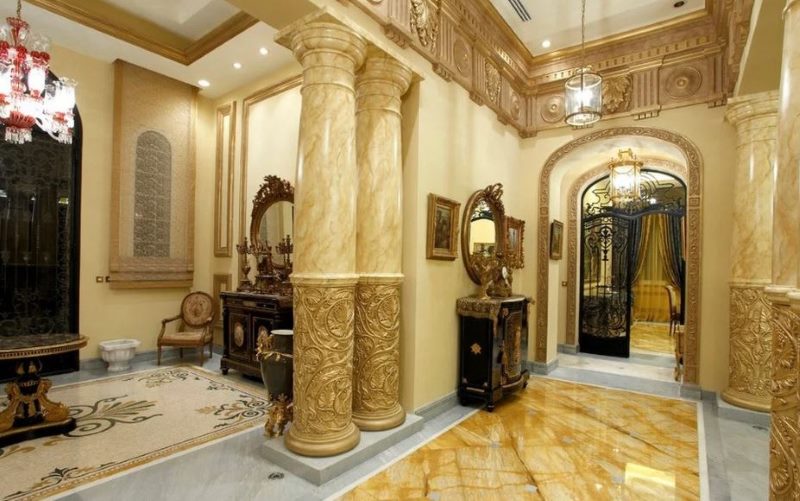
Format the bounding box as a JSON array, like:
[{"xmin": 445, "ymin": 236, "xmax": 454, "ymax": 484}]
[{"xmin": 23, "ymin": 0, "xmax": 257, "ymax": 65}]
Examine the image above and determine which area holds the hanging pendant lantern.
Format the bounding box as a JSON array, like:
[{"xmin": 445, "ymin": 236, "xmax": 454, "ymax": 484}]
[
  {"xmin": 564, "ymin": 0, "xmax": 602, "ymax": 127},
  {"xmin": 609, "ymin": 149, "xmax": 642, "ymax": 206}
]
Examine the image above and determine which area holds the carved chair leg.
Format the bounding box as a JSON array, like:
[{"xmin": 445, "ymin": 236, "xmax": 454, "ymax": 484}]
[
  {"xmin": 198, "ymin": 346, "xmax": 204, "ymax": 366},
  {"xmin": 157, "ymin": 346, "xmax": 162, "ymax": 366}
]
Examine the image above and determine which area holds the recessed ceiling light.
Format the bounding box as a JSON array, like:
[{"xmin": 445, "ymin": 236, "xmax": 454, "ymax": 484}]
[
  {"xmin": 233, "ymin": 62, "xmax": 242, "ymax": 69},
  {"xmin": 541, "ymin": 39, "xmax": 551, "ymax": 49},
  {"xmin": 198, "ymin": 79, "xmax": 210, "ymax": 88},
  {"xmin": 674, "ymin": 1, "xmax": 685, "ymax": 7},
  {"xmin": 259, "ymin": 47, "xmax": 269, "ymax": 56}
]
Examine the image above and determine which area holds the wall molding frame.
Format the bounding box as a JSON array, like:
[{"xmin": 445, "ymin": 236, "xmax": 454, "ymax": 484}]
[
  {"xmin": 214, "ymin": 102, "xmax": 236, "ymax": 257},
  {"xmin": 237, "ymin": 75, "xmax": 303, "ymax": 278},
  {"xmin": 536, "ymin": 127, "xmax": 703, "ymax": 385}
]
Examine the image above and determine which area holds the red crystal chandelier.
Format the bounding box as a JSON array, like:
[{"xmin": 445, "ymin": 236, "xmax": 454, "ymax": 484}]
[{"xmin": 0, "ymin": 0, "xmax": 76, "ymax": 144}]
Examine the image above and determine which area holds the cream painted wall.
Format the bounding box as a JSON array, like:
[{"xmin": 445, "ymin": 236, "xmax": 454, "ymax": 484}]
[
  {"xmin": 518, "ymin": 104, "xmax": 737, "ymax": 392},
  {"xmin": 48, "ymin": 46, "xmax": 216, "ymax": 359}
]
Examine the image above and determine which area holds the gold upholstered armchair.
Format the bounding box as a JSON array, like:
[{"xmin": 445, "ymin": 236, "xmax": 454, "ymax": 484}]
[{"xmin": 157, "ymin": 292, "xmax": 216, "ymax": 366}]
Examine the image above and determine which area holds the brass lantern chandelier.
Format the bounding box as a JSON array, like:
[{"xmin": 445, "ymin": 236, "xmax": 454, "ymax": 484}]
[
  {"xmin": 609, "ymin": 149, "xmax": 642, "ymax": 205},
  {"xmin": 564, "ymin": 0, "xmax": 602, "ymax": 127}
]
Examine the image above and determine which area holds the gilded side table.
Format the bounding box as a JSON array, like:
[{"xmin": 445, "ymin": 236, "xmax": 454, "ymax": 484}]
[{"xmin": 0, "ymin": 334, "xmax": 87, "ymax": 446}]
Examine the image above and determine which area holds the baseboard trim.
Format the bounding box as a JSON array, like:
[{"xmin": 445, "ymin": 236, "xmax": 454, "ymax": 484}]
[
  {"xmin": 79, "ymin": 346, "xmax": 224, "ymax": 371},
  {"xmin": 414, "ymin": 391, "xmax": 458, "ymax": 422},
  {"xmin": 716, "ymin": 394, "xmax": 771, "ymax": 428},
  {"xmin": 680, "ymin": 383, "xmax": 703, "ymax": 401},
  {"xmin": 557, "ymin": 343, "xmax": 578, "ymax": 354},
  {"xmin": 530, "ymin": 358, "xmax": 559, "ymax": 375}
]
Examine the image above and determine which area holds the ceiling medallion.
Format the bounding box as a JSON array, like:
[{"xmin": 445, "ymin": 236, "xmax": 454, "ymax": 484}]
[
  {"xmin": 564, "ymin": 0, "xmax": 602, "ymax": 127},
  {"xmin": 0, "ymin": 0, "xmax": 77, "ymax": 144}
]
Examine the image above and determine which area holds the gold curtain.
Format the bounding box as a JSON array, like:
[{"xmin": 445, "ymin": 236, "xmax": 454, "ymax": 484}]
[{"xmin": 633, "ymin": 214, "xmax": 679, "ymax": 322}]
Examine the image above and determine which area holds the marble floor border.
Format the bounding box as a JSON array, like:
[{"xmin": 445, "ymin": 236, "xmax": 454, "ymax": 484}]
[
  {"xmin": 698, "ymin": 400, "xmax": 711, "ymax": 500},
  {"xmin": 322, "ymin": 407, "xmax": 480, "ymax": 500}
]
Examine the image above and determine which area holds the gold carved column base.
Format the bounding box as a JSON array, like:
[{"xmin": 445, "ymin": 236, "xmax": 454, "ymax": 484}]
[
  {"xmin": 286, "ymin": 275, "xmax": 360, "ymax": 457},
  {"xmin": 765, "ymin": 287, "xmax": 800, "ymax": 501},
  {"xmin": 722, "ymin": 283, "xmax": 773, "ymax": 412},
  {"xmin": 352, "ymin": 274, "xmax": 405, "ymax": 431}
]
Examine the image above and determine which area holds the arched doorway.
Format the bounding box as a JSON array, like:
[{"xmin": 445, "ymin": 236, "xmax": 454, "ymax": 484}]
[
  {"xmin": 578, "ymin": 169, "xmax": 687, "ymax": 358},
  {"xmin": 536, "ymin": 127, "xmax": 703, "ymax": 384}
]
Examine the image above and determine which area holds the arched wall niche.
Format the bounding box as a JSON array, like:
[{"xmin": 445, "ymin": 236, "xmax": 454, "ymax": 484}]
[{"xmin": 536, "ymin": 127, "xmax": 703, "ymax": 385}]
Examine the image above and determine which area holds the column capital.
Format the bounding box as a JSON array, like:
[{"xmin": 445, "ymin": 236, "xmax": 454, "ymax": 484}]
[
  {"xmin": 725, "ymin": 91, "xmax": 779, "ymax": 127},
  {"xmin": 276, "ymin": 11, "xmax": 366, "ymax": 71},
  {"xmin": 786, "ymin": 0, "xmax": 800, "ymax": 17},
  {"xmin": 357, "ymin": 46, "xmax": 413, "ymax": 97}
]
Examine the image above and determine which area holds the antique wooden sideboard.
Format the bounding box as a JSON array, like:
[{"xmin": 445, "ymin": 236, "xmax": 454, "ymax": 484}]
[
  {"xmin": 220, "ymin": 291, "xmax": 292, "ymax": 379},
  {"xmin": 456, "ymin": 295, "xmax": 530, "ymax": 410}
]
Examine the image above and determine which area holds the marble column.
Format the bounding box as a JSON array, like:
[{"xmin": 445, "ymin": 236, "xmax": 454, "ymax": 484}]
[
  {"xmin": 768, "ymin": 1, "xmax": 800, "ymax": 499},
  {"xmin": 352, "ymin": 47, "xmax": 412, "ymax": 431},
  {"xmin": 722, "ymin": 92, "xmax": 778, "ymax": 412},
  {"xmin": 277, "ymin": 17, "xmax": 366, "ymax": 457}
]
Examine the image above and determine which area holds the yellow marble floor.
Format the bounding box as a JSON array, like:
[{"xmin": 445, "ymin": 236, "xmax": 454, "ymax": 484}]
[
  {"xmin": 339, "ymin": 378, "xmax": 699, "ymax": 500},
  {"xmin": 630, "ymin": 322, "xmax": 674, "ymax": 354}
]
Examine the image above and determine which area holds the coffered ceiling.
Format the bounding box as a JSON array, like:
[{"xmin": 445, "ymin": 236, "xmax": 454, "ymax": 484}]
[
  {"xmin": 15, "ymin": 0, "xmax": 297, "ymax": 98},
  {"xmin": 489, "ymin": 0, "xmax": 707, "ymax": 56}
]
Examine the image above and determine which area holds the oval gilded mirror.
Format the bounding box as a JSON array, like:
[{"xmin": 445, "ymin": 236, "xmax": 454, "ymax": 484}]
[
  {"xmin": 461, "ymin": 183, "xmax": 505, "ymax": 284},
  {"xmin": 249, "ymin": 175, "xmax": 294, "ymax": 268}
]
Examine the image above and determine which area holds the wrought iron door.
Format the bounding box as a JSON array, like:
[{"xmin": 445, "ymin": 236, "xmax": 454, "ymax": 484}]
[{"xmin": 579, "ymin": 212, "xmax": 633, "ymax": 357}]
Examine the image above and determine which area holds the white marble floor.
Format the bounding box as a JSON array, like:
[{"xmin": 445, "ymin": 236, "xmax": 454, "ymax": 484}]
[
  {"xmin": 6, "ymin": 352, "xmax": 769, "ymax": 500},
  {"xmin": 558, "ymin": 351, "xmax": 676, "ymax": 382}
]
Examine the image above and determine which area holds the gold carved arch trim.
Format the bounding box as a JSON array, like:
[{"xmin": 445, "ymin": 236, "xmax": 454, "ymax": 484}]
[
  {"xmin": 564, "ymin": 159, "xmax": 689, "ymax": 348},
  {"xmin": 536, "ymin": 127, "xmax": 703, "ymax": 385}
]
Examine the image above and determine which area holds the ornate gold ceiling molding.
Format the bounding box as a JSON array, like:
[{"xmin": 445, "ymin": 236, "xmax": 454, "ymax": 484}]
[
  {"xmin": 345, "ymin": 0, "xmax": 750, "ymax": 138},
  {"xmin": 24, "ymin": 0, "xmax": 258, "ymax": 65}
]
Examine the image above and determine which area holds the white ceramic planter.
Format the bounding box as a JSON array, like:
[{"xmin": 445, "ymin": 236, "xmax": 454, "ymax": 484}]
[{"xmin": 99, "ymin": 339, "xmax": 141, "ymax": 372}]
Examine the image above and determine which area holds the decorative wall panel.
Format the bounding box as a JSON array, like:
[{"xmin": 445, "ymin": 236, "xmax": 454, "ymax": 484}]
[
  {"xmin": 110, "ymin": 60, "xmax": 197, "ymax": 288},
  {"xmin": 214, "ymin": 102, "xmax": 236, "ymax": 257}
]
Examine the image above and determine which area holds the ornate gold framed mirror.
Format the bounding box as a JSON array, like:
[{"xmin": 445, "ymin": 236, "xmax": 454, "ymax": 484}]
[
  {"xmin": 461, "ymin": 183, "xmax": 506, "ymax": 284},
  {"xmin": 237, "ymin": 175, "xmax": 294, "ymax": 295}
]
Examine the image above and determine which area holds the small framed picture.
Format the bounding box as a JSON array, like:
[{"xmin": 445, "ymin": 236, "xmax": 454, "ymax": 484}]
[
  {"xmin": 505, "ymin": 216, "xmax": 525, "ymax": 268},
  {"xmin": 426, "ymin": 194, "xmax": 461, "ymax": 260},
  {"xmin": 550, "ymin": 220, "xmax": 564, "ymax": 260}
]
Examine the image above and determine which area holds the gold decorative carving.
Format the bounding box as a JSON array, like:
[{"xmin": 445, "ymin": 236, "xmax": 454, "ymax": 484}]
[
  {"xmin": 766, "ymin": 293, "xmax": 799, "ymax": 500},
  {"xmin": 602, "ymin": 75, "xmax": 632, "ymax": 114},
  {"xmin": 264, "ymin": 394, "xmax": 293, "ymax": 438},
  {"xmin": 346, "ymin": 0, "xmax": 746, "ymax": 137},
  {"xmin": 352, "ymin": 278, "xmax": 404, "ymax": 431},
  {"xmin": 721, "ymin": 284, "xmax": 773, "ymax": 411},
  {"xmin": 540, "ymin": 95, "xmax": 565, "ymax": 124},
  {"xmin": 285, "ymin": 278, "xmax": 360, "ymax": 457},
  {"xmin": 664, "ymin": 66, "xmax": 703, "ymax": 99},
  {"xmin": 502, "ymin": 311, "xmax": 522, "ymax": 382},
  {"xmin": 454, "ymin": 38, "xmax": 471, "ymax": 76},
  {"xmin": 538, "ymin": 127, "xmax": 702, "ymax": 386},
  {"xmin": 470, "ymin": 343, "xmax": 482, "ymax": 355},
  {"xmin": 485, "ymin": 61, "xmax": 501, "ymax": 104},
  {"xmin": 461, "ymin": 184, "xmax": 506, "ymax": 285},
  {"xmin": 410, "ymin": 0, "xmax": 440, "ymax": 49},
  {"xmin": 510, "ymin": 92, "xmax": 521, "ymax": 121},
  {"xmin": 433, "ymin": 63, "xmax": 453, "ymax": 81}
]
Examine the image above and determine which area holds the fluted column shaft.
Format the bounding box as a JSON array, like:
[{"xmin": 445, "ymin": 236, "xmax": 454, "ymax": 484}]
[
  {"xmin": 768, "ymin": 1, "xmax": 800, "ymax": 499},
  {"xmin": 352, "ymin": 47, "xmax": 412, "ymax": 431},
  {"xmin": 277, "ymin": 18, "xmax": 366, "ymax": 457},
  {"xmin": 723, "ymin": 92, "xmax": 778, "ymax": 412}
]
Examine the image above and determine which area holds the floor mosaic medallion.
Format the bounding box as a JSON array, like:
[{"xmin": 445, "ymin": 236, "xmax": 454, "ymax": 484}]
[{"xmin": 0, "ymin": 366, "xmax": 268, "ymax": 500}]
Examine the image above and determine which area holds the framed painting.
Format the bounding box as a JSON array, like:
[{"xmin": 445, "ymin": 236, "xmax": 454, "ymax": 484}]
[
  {"xmin": 426, "ymin": 194, "xmax": 461, "ymax": 260},
  {"xmin": 505, "ymin": 216, "xmax": 525, "ymax": 268},
  {"xmin": 550, "ymin": 220, "xmax": 564, "ymax": 260}
]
